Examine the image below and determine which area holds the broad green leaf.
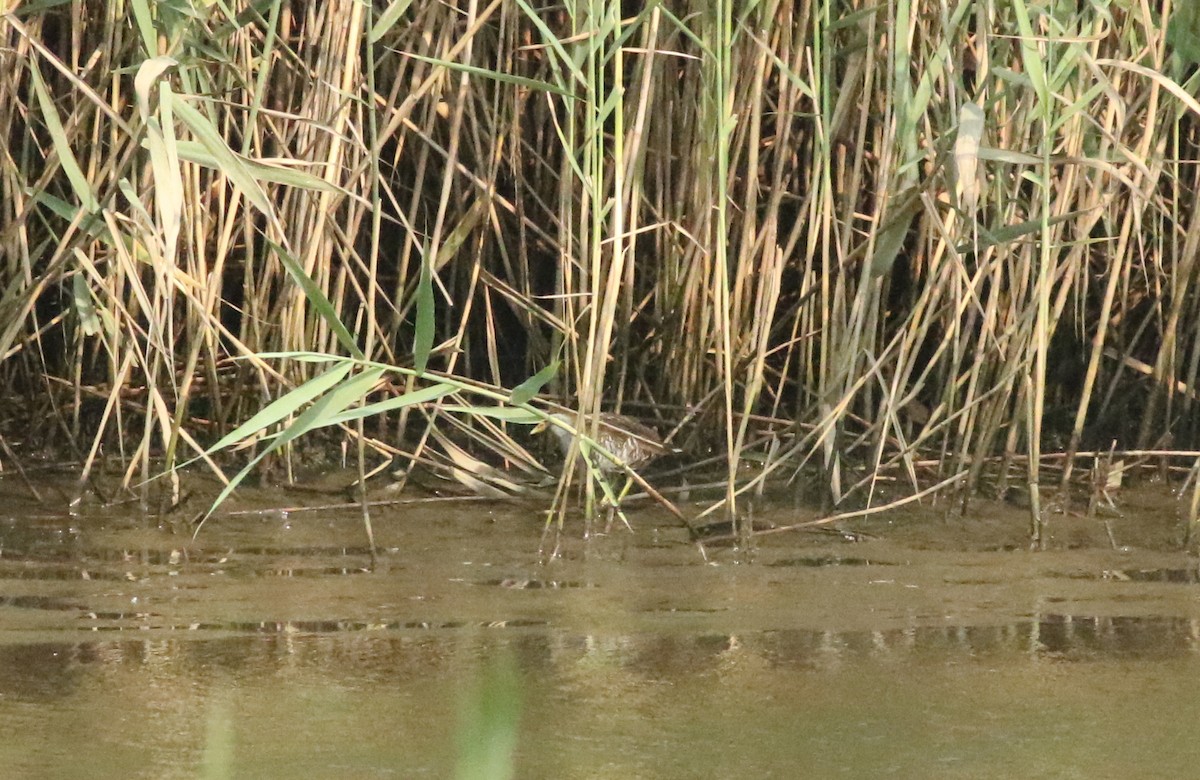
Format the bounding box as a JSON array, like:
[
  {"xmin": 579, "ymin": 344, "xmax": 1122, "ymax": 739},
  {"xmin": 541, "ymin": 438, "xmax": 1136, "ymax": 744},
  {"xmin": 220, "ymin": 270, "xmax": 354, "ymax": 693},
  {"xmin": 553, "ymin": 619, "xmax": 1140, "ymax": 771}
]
[
  {"xmin": 239, "ymin": 351, "xmax": 353, "ymax": 364},
  {"xmin": 268, "ymin": 240, "xmax": 364, "ymax": 359},
  {"xmin": 144, "ymin": 77, "xmax": 184, "ymax": 261},
  {"xmin": 1021, "ymin": 171, "xmax": 1046, "ymax": 188},
  {"xmin": 30, "ymin": 192, "xmax": 109, "ymax": 242},
  {"xmin": 322, "ymin": 382, "xmax": 456, "ymax": 426},
  {"xmin": 434, "ymin": 199, "xmax": 488, "ymax": 271},
  {"xmin": 977, "ymin": 147, "xmax": 1041, "ymax": 165},
  {"xmin": 1168, "ymin": 2, "xmax": 1200, "ymax": 66},
  {"xmin": 28, "ymin": 62, "xmax": 99, "ymax": 213},
  {"xmin": 200, "ymin": 366, "xmax": 384, "ymax": 524},
  {"xmin": 596, "ymin": 88, "xmax": 622, "ymax": 124},
  {"xmin": 870, "ymin": 187, "xmax": 923, "ymax": 278},
  {"xmin": 509, "ymin": 362, "xmax": 559, "ymax": 406},
  {"xmin": 162, "ymin": 140, "xmax": 338, "ymax": 192},
  {"xmin": 128, "ymin": 0, "xmax": 158, "ymax": 55},
  {"xmin": 285, "ymin": 367, "xmax": 388, "ymax": 437},
  {"xmin": 1010, "ymin": 0, "xmax": 1048, "ymax": 99},
  {"xmin": 71, "ymin": 269, "xmax": 101, "ymax": 337},
  {"xmin": 403, "ymin": 52, "xmax": 572, "ymax": 97},
  {"xmin": 440, "ymin": 406, "xmax": 544, "ymax": 425},
  {"xmin": 118, "ymin": 178, "xmax": 155, "ymax": 226},
  {"xmin": 168, "ymin": 92, "xmax": 273, "ymax": 214},
  {"xmin": 204, "ymin": 362, "xmax": 352, "ymax": 455},
  {"xmin": 825, "ymin": 3, "xmax": 884, "ymax": 31},
  {"xmin": 413, "ymin": 245, "xmax": 434, "ymax": 374},
  {"xmin": 963, "ymin": 212, "xmax": 1085, "ymax": 254},
  {"xmin": 370, "ymin": 0, "xmax": 414, "ymax": 43}
]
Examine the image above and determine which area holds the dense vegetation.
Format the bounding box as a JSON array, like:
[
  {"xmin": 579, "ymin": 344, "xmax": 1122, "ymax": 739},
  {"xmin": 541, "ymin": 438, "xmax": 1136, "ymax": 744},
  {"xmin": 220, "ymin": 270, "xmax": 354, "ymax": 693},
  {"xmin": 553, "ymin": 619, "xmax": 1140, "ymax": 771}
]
[{"xmin": 3, "ymin": 1, "xmax": 1200, "ymax": 542}]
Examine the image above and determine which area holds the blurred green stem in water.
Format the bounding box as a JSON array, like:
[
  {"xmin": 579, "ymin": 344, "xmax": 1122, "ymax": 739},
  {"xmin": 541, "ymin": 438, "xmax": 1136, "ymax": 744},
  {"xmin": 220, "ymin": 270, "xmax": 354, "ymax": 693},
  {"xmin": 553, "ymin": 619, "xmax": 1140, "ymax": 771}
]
[{"xmin": 456, "ymin": 651, "xmax": 521, "ymax": 780}]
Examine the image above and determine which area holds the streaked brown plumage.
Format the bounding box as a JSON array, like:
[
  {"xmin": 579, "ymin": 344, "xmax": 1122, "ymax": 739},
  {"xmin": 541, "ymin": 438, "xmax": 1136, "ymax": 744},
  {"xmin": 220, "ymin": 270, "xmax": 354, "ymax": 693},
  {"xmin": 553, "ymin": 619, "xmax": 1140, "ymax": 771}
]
[{"xmin": 539, "ymin": 412, "xmax": 669, "ymax": 473}]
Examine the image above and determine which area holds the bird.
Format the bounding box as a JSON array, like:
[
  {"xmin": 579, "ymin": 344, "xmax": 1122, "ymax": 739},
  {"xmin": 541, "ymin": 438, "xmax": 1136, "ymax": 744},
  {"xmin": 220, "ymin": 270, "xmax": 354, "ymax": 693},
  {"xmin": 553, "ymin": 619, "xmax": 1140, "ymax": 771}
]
[
  {"xmin": 536, "ymin": 411, "xmax": 684, "ymax": 535},
  {"xmin": 537, "ymin": 411, "xmax": 670, "ymax": 475},
  {"xmin": 535, "ymin": 410, "xmax": 674, "ymax": 518}
]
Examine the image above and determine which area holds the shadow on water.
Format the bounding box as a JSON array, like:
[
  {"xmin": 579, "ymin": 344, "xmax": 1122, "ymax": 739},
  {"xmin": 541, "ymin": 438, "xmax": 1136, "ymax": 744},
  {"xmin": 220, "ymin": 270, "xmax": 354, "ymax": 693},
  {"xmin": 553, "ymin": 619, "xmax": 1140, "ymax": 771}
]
[{"xmin": 4, "ymin": 482, "xmax": 1200, "ymax": 778}]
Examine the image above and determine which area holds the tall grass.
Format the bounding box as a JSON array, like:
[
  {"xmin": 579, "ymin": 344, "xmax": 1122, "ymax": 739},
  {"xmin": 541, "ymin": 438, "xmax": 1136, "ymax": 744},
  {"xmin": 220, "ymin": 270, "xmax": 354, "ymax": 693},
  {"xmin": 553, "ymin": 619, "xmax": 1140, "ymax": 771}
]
[{"xmin": 2, "ymin": 1, "xmax": 1200, "ymax": 537}]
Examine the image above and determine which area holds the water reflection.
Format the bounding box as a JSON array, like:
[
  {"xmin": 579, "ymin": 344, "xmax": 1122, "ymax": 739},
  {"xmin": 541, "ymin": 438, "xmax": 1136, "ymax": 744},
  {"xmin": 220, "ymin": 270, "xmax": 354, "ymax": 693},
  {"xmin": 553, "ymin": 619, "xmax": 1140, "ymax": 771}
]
[
  {"xmin": 6, "ymin": 499, "xmax": 1200, "ymax": 777},
  {"xmin": 4, "ymin": 611, "xmax": 1200, "ymax": 705}
]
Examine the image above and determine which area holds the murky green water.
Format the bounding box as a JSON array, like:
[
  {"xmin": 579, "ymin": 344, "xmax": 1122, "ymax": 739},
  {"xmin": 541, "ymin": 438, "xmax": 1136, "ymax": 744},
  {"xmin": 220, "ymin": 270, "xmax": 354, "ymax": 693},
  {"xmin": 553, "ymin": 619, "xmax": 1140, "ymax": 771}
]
[{"xmin": 4, "ymin": 483, "xmax": 1200, "ymax": 778}]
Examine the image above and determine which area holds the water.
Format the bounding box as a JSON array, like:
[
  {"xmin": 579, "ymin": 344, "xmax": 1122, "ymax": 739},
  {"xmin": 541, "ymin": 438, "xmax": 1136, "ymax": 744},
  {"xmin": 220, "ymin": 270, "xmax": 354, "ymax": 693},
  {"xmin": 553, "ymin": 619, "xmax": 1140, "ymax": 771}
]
[{"xmin": 3, "ymin": 481, "xmax": 1200, "ymax": 778}]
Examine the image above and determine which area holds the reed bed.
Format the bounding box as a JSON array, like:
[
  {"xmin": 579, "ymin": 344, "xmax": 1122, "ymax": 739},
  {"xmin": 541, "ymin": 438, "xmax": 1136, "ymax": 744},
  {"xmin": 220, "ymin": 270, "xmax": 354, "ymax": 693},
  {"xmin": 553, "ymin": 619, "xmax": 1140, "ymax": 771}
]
[{"xmin": 2, "ymin": 1, "xmax": 1199, "ymax": 543}]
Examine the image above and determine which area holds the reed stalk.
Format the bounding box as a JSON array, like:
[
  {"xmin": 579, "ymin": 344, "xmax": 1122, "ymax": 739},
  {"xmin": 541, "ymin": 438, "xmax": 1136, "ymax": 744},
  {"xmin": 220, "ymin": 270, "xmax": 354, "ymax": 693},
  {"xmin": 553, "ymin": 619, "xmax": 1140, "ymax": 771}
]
[{"xmin": 1, "ymin": 1, "xmax": 1198, "ymax": 539}]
